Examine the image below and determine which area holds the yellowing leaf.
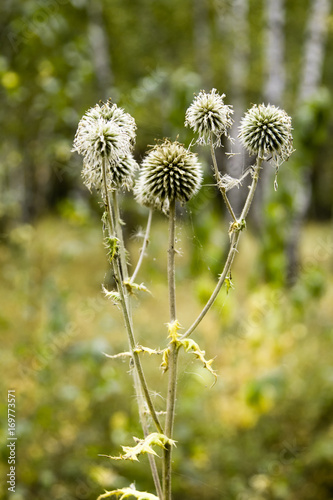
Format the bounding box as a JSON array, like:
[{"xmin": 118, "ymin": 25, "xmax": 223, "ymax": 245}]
[
  {"xmin": 167, "ymin": 320, "xmax": 182, "ymax": 342},
  {"xmin": 180, "ymin": 339, "xmax": 217, "ymax": 384},
  {"xmin": 123, "ymin": 279, "xmax": 151, "ymax": 295},
  {"xmin": 97, "ymin": 486, "xmax": 158, "ymax": 500},
  {"xmin": 101, "ymin": 433, "xmax": 176, "ymax": 462}
]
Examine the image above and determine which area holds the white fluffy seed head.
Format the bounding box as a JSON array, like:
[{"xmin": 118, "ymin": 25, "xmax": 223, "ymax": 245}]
[
  {"xmin": 239, "ymin": 104, "xmax": 294, "ymax": 165},
  {"xmin": 185, "ymin": 89, "xmax": 234, "ymax": 147},
  {"xmin": 135, "ymin": 140, "xmax": 203, "ymax": 212},
  {"xmin": 72, "ymin": 100, "xmax": 137, "ymax": 192}
]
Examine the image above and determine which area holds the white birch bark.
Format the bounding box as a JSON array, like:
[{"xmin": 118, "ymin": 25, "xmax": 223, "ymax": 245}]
[
  {"xmin": 298, "ymin": 0, "xmax": 331, "ymax": 102},
  {"xmin": 224, "ymin": 0, "xmax": 250, "ymax": 216},
  {"xmin": 88, "ymin": 0, "xmax": 113, "ymax": 94},
  {"xmin": 252, "ymin": 0, "xmax": 286, "ymax": 228},
  {"xmin": 193, "ymin": 0, "xmax": 212, "ymax": 87},
  {"xmin": 264, "ymin": 0, "xmax": 286, "ymax": 105},
  {"xmin": 286, "ymin": 0, "xmax": 331, "ymax": 283}
]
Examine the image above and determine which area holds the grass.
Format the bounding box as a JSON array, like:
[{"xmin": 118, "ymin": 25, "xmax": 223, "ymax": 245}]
[{"xmin": 1, "ymin": 211, "xmax": 333, "ymax": 500}]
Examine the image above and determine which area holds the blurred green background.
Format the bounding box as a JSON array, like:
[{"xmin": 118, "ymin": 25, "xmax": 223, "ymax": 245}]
[{"xmin": 0, "ymin": 1, "xmax": 333, "ymax": 499}]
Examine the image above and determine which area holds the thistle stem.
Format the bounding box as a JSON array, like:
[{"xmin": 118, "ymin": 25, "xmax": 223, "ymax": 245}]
[
  {"xmin": 163, "ymin": 199, "xmax": 178, "ymax": 500},
  {"xmin": 101, "ymin": 159, "xmax": 163, "ymax": 496},
  {"xmin": 130, "ymin": 208, "xmax": 153, "ymax": 284},
  {"xmin": 112, "ymin": 190, "xmax": 129, "ymax": 282},
  {"xmin": 210, "ymin": 141, "xmax": 237, "ymax": 223},
  {"xmin": 180, "ymin": 156, "xmax": 263, "ymax": 340},
  {"xmin": 133, "ymin": 367, "xmax": 163, "ymax": 499}
]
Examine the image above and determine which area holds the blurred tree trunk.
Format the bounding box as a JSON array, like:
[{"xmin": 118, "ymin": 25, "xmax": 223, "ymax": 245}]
[
  {"xmin": 222, "ymin": 0, "xmax": 250, "ymax": 217},
  {"xmin": 286, "ymin": 0, "xmax": 331, "ymax": 284},
  {"xmin": 192, "ymin": 0, "xmax": 212, "ymax": 87},
  {"xmin": 252, "ymin": 0, "xmax": 286, "ymax": 228},
  {"xmin": 87, "ymin": 0, "xmax": 113, "ymax": 96}
]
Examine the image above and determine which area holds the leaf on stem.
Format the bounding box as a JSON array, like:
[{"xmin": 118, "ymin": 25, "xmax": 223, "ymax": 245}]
[
  {"xmin": 123, "ymin": 279, "xmax": 151, "ymax": 295},
  {"xmin": 104, "ymin": 346, "xmax": 164, "ymax": 360},
  {"xmin": 218, "ymin": 173, "xmax": 243, "ymax": 192},
  {"xmin": 104, "ymin": 236, "xmax": 119, "ymax": 263},
  {"xmin": 228, "ymin": 219, "xmax": 246, "ymax": 238},
  {"xmin": 97, "ymin": 486, "xmax": 159, "ymax": 500},
  {"xmin": 223, "ymin": 274, "xmax": 234, "ymax": 294},
  {"xmin": 102, "ymin": 285, "xmax": 121, "ymax": 305},
  {"xmin": 167, "ymin": 320, "xmax": 182, "ymax": 342},
  {"xmin": 101, "ymin": 433, "xmax": 176, "ymax": 462},
  {"xmin": 180, "ymin": 339, "xmax": 217, "ymax": 384}
]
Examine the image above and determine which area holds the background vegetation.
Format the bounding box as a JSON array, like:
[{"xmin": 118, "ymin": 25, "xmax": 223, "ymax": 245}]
[{"xmin": 0, "ymin": 0, "xmax": 332, "ymax": 499}]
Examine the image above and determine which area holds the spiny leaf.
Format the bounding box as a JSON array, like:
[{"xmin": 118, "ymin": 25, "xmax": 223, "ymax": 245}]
[
  {"xmin": 104, "ymin": 236, "xmax": 119, "ymax": 263},
  {"xmin": 179, "ymin": 339, "xmax": 218, "ymax": 384},
  {"xmin": 102, "ymin": 285, "xmax": 120, "ymax": 305},
  {"xmin": 101, "ymin": 433, "xmax": 176, "ymax": 462},
  {"xmin": 161, "ymin": 347, "xmax": 170, "ymax": 372},
  {"xmin": 224, "ymin": 274, "xmax": 234, "ymax": 294},
  {"xmin": 123, "ymin": 279, "xmax": 151, "ymax": 295},
  {"xmin": 167, "ymin": 320, "xmax": 182, "ymax": 342},
  {"xmin": 97, "ymin": 486, "xmax": 159, "ymax": 500},
  {"xmin": 104, "ymin": 346, "xmax": 163, "ymax": 361}
]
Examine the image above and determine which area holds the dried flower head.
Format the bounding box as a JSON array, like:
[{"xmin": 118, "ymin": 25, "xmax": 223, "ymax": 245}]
[
  {"xmin": 135, "ymin": 140, "xmax": 202, "ymax": 212},
  {"xmin": 82, "ymin": 152, "xmax": 139, "ymax": 193},
  {"xmin": 239, "ymin": 104, "xmax": 293, "ymax": 165},
  {"xmin": 72, "ymin": 100, "xmax": 137, "ymax": 192},
  {"xmin": 185, "ymin": 89, "xmax": 234, "ymax": 147}
]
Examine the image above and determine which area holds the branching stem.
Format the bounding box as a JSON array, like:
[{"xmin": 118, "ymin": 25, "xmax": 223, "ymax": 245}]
[
  {"xmin": 210, "ymin": 141, "xmax": 237, "ymax": 223},
  {"xmin": 163, "ymin": 200, "xmax": 178, "ymax": 500},
  {"xmin": 130, "ymin": 208, "xmax": 153, "ymax": 283},
  {"xmin": 101, "ymin": 159, "xmax": 163, "ymax": 496},
  {"xmin": 180, "ymin": 156, "xmax": 263, "ymax": 341}
]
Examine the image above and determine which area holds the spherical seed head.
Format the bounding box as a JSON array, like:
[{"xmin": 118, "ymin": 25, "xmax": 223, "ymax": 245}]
[
  {"xmin": 185, "ymin": 89, "xmax": 234, "ymax": 147},
  {"xmin": 72, "ymin": 100, "xmax": 137, "ymax": 192},
  {"xmin": 135, "ymin": 140, "xmax": 203, "ymax": 212},
  {"xmin": 82, "ymin": 152, "xmax": 139, "ymax": 193},
  {"xmin": 78, "ymin": 99, "xmax": 137, "ymax": 143},
  {"xmin": 239, "ymin": 104, "xmax": 294, "ymax": 165}
]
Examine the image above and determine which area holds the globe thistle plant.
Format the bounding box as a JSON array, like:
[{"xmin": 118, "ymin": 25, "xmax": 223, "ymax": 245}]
[
  {"xmin": 185, "ymin": 89, "xmax": 234, "ymax": 147},
  {"xmin": 238, "ymin": 104, "xmax": 293, "ymax": 165},
  {"xmin": 72, "ymin": 100, "xmax": 137, "ymax": 192},
  {"xmin": 82, "ymin": 152, "xmax": 139, "ymax": 193},
  {"xmin": 72, "ymin": 92, "xmax": 295, "ymax": 500},
  {"xmin": 135, "ymin": 140, "xmax": 203, "ymax": 212}
]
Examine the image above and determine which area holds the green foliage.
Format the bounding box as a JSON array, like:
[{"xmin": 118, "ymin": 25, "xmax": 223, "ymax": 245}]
[{"xmin": 2, "ymin": 217, "xmax": 333, "ymax": 499}]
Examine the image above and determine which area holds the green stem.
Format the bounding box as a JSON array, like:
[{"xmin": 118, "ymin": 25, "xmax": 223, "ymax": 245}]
[
  {"xmin": 133, "ymin": 367, "xmax": 163, "ymax": 499},
  {"xmin": 130, "ymin": 208, "xmax": 153, "ymax": 284},
  {"xmin": 180, "ymin": 156, "xmax": 263, "ymax": 341},
  {"xmin": 101, "ymin": 159, "xmax": 163, "ymax": 495},
  {"xmin": 210, "ymin": 141, "xmax": 237, "ymax": 223},
  {"xmin": 163, "ymin": 200, "xmax": 178, "ymax": 500},
  {"xmin": 112, "ymin": 190, "xmax": 129, "ymax": 282}
]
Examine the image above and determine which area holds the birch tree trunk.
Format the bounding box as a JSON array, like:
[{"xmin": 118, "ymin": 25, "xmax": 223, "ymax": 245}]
[
  {"xmin": 223, "ymin": 0, "xmax": 250, "ymax": 217},
  {"xmin": 286, "ymin": 0, "xmax": 331, "ymax": 283},
  {"xmin": 88, "ymin": 0, "xmax": 113, "ymax": 95},
  {"xmin": 252, "ymin": 0, "xmax": 286, "ymax": 229},
  {"xmin": 193, "ymin": 0, "xmax": 212, "ymax": 87}
]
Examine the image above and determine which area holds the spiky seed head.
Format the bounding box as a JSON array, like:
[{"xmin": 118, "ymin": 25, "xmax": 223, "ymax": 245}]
[
  {"xmin": 82, "ymin": 152, "xmax": 139, "ymax": 193},
  {"xmin": 239, "ymin": 104, "xmax": 294, "ymax": 165},
  {"xmin": 185, "ymin": 89, "xmax": 234, "ymax": 147},
  {"xmin": 135, "ymin": 140, "xmax": 202, "ymax": 212},
  {"xmin": 72, "ymin": 100, "xmax": 137, "ymax": 192}
]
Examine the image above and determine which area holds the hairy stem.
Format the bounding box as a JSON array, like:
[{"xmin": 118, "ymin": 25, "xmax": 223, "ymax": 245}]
[
  {"xmin": 101, "ymin": 160, "xmax": 163, "ymax": 495},
  {"xmin": 130, "ymin": 208, "xmax": 153, "ymax": 283},
  {"xmin": 163, "ymin": 200, "xmax": 178, "ymax": 500},
  {"xmin": 180, "ymin": 156, "xmax": 263, "ymax": 340},
  {"xmin": 133, "ymin": 367, "xmax": 163, "ymax": 499},
  {"xmin": 112, "ymin": 190, "xmax": 129, "ymax": 282},
  {"xmin": 210, "ymin": 141, "xmax": 237, "ymax": 223}
]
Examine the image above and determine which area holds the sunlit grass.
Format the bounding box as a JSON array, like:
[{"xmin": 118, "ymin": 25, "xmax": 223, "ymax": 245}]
[{"xmin": 1, "ymin": 214, "xmax": 332, "ymax": 500}]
